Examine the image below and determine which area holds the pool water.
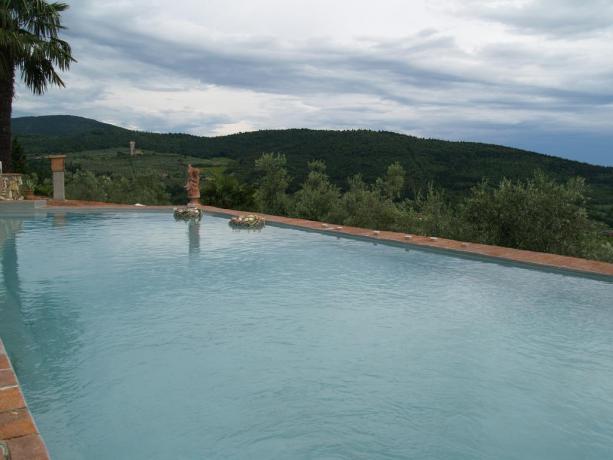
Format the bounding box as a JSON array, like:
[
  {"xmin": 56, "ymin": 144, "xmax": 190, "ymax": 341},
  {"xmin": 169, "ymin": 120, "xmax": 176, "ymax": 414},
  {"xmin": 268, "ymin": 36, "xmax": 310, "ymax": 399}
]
[{"xmin": 0, "ymin": 212, "xmax": 612, "ymax": 459}]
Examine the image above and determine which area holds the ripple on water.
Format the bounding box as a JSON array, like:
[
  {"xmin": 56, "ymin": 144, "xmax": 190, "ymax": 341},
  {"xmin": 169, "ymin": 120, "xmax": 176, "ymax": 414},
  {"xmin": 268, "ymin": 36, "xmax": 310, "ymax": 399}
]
[{"xmin": 0, "ymin": 212, "xmax": 612, "ymax": 460}]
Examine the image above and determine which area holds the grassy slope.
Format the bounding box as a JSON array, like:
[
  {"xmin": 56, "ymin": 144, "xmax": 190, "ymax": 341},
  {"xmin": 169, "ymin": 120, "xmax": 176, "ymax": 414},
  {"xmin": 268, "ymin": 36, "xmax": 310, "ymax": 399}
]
[
  {"xmin": 13, "ymin": 115, "xmax": 613, "ymax": 225},
  {"xmin": 58, "ymin": 148, "xmax": 231, "ymax": 179}
]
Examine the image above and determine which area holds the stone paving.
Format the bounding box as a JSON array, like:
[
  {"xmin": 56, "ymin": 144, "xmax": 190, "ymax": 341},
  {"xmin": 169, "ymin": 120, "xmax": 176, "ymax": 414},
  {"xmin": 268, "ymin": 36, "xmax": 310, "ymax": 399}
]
[{"xmin": 0, "ymin": 340, "xmax": 49, "ymax": 460}]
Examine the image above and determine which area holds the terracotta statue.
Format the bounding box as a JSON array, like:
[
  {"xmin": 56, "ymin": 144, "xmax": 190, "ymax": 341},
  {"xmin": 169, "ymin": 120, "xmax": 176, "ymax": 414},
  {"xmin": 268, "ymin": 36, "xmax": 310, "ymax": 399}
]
[{"xmin": 185, "ymin": 164, "xmax": 201, "ymax": 206}]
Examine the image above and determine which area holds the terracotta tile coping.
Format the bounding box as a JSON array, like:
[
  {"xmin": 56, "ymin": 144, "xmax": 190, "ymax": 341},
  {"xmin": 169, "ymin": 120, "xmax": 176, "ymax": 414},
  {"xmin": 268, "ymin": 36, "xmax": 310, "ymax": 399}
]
[
  {"xmin": 31, "ymin": 200, "xmax": 612, "ymax": 279},
  {"xmin": 0, "ymin": 339, "xmax": 49, "ymax": 460}
]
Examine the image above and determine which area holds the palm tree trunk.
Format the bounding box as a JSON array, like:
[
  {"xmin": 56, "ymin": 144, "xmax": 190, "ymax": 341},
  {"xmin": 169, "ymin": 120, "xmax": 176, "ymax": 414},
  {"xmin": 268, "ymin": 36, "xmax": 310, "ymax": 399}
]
[{"xmin": 0, "ymin": 64, "xmax": 15, "ymax": 172}]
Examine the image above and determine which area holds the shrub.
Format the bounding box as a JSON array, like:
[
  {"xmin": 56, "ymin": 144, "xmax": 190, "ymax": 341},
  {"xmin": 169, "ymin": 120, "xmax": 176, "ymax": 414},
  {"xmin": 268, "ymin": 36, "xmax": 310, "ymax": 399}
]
[
  {"xmin": 202, "ymin": 173, "xmax": 255, "ymax": 210},
  {"xmin": 460, "ymin": 171, "xmax": 603, "ymax": 257},
  {"xmin": 292, "ymin": 160, "xmax": 341, "ymax": 221},
  {"xmin": 331, "ymin": 175, "xmax": 402, "ymax": 229},
  {"xmin": 253, "ymin": 153, "xmax": 290, "ymax": 214}
]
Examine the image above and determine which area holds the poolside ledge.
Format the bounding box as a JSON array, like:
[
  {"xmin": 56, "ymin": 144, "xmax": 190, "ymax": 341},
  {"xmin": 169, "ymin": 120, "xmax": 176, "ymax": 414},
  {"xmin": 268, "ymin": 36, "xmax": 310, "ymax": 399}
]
[
  {"xmin": 41, "ymin": 200, "xmax": 613, "ymax": 278},
  {"xmin": 205, "ymin": 206, "xmax": 613, "ymax": 278},
  {"xmin": 0, "ymin": 339, "xmax": 49, "ymax": 460}
]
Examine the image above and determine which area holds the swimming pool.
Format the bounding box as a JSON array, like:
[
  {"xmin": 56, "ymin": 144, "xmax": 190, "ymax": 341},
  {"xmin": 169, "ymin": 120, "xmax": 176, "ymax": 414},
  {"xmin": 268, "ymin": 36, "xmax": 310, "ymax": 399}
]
[{"xmin": 1, "ymin": 211, "xmax": 612, "ymax": 459}]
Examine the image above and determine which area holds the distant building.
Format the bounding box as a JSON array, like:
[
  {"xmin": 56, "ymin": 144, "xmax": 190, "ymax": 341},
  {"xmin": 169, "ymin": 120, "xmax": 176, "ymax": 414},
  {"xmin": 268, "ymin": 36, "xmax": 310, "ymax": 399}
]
[{"xmin": 129, "ymin": 141, "xmax": 143, "ymax": 156}]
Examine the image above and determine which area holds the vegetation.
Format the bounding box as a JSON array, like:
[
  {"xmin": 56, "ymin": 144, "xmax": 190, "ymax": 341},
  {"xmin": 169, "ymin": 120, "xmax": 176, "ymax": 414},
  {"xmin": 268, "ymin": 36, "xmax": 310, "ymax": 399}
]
[
  {"xmin": 0, "ymin": 2, "xmax": 74, "ymax": 171},
  {"xmin": 10, "ymin": 137, "xmax": 27, "ymax": 173},
  {"xmin": 252, "ymin": 155, "xmax": 613, "ymax": 262},
  {"xmin": 292, "ymin": 160, "xmax": 340, "ymax": 221},
  {"xmin": 9, "ymin": 116, "xmax": 613, "ymax": 262},
  {"xmin": 25, "ymin": 148, "xmax": 232, "ymax": 204},
  {"xmin": 460, "ymin": 173, "xmax": 604, "ymax": 257},
  {"xmin": 12, "ymin": 115, "xmax": 613, "ymax": 226},
  {"xmin": 253, "ymin": 153, "xmax": 291, "ymax": 215},
  {"xmin": 65, "ymin": 170, "xmax": 170, "ymax": 205}
]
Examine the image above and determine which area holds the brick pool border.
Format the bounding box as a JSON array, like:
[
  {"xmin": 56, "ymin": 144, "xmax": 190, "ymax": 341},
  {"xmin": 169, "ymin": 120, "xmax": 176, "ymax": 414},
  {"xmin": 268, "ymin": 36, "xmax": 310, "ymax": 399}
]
[
  {"xmin": 40, "ymin": 200, "xmax": 613, "ymax": 278},
  {"xmin": 0, "ymin": 339, "xmax": 49, "ymax": 460}
]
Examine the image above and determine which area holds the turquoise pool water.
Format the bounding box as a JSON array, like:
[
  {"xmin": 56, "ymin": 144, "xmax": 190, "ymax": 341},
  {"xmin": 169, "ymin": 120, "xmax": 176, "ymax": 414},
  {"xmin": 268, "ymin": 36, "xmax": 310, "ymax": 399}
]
[{"xmin": 0, "ymin": 212, "xmax": 612, "ymax": 459}]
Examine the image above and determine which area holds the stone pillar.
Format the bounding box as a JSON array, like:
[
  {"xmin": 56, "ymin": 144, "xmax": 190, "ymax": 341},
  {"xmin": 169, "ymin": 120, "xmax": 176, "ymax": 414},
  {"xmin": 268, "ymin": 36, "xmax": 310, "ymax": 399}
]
[
  {"xmin": 49, "ymin": 155, "xmax": 66, "ymax": 200},
  {"xmin": 129, "ymin": 141, "xmax": 136, "ymax": 156}
]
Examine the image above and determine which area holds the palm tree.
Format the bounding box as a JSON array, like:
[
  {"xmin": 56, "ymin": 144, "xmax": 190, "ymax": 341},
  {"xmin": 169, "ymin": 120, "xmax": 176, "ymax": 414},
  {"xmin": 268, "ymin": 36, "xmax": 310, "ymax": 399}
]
[{"xmin": 0, "ymin": 1, "xmax": 74, "ymax": 171}]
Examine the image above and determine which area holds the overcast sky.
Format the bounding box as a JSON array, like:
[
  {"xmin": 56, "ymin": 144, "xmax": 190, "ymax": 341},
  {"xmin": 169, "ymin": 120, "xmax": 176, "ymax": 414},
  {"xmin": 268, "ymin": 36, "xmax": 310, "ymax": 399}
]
[{"xmin": 12, "ymin": 0, "xmax": 613, "ymax": 165}]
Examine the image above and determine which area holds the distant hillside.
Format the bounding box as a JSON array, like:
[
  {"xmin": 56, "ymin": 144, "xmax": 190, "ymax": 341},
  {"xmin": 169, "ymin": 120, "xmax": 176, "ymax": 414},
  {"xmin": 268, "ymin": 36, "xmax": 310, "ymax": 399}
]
[
  {"xmin": 12, "ymin": 115, "xmax": 613, "ymax": 225},
  {"xmin": 12, "ymin": 115, "xmax": 125, "ymax": 137}
]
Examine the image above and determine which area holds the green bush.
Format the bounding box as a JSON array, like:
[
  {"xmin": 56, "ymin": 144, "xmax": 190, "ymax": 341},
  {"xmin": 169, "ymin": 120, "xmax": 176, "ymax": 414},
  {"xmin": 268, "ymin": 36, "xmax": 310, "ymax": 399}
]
[
  {"xmin": 376, "ymin": 162, "xmax": 405, "ymax": 200},
  {"xmin": 253, "ymin": 153, "xmax": 290, "ymax": 214},
  {"xmin": 66, "ymin": 170, "xmax": 170, "ymax": 205},
  {"xmin": 60, "ymin": 155, "xmax": 613, "ymax": 263},
  {"xmin": 459, "ymin": 171, "xmax": 606, "ymax": 257},
  {"xmin": 202, "ymin": 173, "xmax": 255, "ymax": 210},
  {"xmin": 409, "ymin": 185, "xmax": 457, "ymax": 237},
  {"xmin": 11, "ymin": 138, "xmax": 28, "ymax": 174},
  {"xmin": 292, "ymin": 160, "xmax": 341, "ymax": 221},
  {"xmin": 66, "ymin": 170, "xmax": 108, "ymax": 201},
  {"xmin": 330, "ymin": 175, "xmax": 402, "ymax": 229}
]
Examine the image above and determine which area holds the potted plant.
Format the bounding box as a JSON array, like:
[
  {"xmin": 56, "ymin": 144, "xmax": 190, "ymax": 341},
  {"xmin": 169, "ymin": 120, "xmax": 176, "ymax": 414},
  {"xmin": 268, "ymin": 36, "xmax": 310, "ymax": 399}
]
[{"xmin": 21, "ymin": 174, "xmax": 37, "ymax": 200}]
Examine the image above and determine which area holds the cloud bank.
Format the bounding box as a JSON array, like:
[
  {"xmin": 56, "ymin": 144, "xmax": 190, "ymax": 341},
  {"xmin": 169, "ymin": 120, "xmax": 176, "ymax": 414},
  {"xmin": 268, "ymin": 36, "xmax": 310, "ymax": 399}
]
[{"xmin": 12, "ymin": 0, "xmax": 613, "ymax": 165}]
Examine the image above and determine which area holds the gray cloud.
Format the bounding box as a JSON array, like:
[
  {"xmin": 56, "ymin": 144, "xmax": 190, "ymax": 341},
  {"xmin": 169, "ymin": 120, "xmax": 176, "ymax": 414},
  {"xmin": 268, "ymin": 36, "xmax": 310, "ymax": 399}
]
[
  {"xmin": 472, "ymin": 0, "xmax": 613, "ymax": 36},
  {"xmin": 11, "ymin": 0, "xmax": 613, "ymax": 166}
]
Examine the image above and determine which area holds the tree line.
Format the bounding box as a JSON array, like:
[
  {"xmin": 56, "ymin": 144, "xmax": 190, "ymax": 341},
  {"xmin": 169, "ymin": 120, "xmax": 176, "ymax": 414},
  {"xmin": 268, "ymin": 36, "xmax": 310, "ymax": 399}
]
[
  {"xmin": 18, "ymin": 148, "xmax": 613, "ymax": 262},
  {"xmin": 237, "ymin": 153, "xmax": 613, "ymax": 263}
]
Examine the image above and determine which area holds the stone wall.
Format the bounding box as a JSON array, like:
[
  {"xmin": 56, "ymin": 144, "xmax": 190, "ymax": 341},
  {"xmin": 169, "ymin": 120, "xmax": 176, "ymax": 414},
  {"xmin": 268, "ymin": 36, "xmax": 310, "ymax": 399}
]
[{"xmin": 0, "ymin": 174, "xmax": 23, "ymax": 201}]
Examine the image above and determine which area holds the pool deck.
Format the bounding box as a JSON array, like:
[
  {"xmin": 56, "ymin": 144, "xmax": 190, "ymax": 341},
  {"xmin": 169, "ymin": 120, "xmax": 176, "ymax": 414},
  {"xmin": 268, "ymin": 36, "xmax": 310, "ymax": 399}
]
[
  {"xmin": 41, "ymin": 200, "xmax": 613, "ymax": 278},
  {"xmin": 0, "ymin": 339, "xmax": 49, "ymax": 460}
]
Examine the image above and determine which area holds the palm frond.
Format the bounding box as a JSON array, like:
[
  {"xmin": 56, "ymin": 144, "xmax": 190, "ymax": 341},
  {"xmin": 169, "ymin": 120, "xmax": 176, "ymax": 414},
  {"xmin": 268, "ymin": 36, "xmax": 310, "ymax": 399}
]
[{"xmin": 0, "ymin": 0, "xmax": 73, "ymax": 92}]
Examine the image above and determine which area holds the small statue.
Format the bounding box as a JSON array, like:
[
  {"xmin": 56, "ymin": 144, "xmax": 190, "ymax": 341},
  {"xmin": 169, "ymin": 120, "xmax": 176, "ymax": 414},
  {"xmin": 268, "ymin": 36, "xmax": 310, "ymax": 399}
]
[{"xmin": 185, "ymin": 164, "xmax": 200, "ymax": 206}]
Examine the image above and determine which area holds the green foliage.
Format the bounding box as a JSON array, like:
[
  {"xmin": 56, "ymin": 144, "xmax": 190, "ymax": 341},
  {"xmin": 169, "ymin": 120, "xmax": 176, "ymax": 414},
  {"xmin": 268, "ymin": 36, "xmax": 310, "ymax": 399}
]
[
  {"xmin": 202, "ymin": 172, "xmax": 255, "ymax": 210},
  {"xmin": 292, "ymin": 160, "xmax": 340, "ymax": 221},
  {"xmin": 35, "ymin": 177, "xmax": 52, "ymax": 197},
  {"xmin": 253, "ymin": 153, "xmax": 290, "ymax": 214},
  {"xmin": 376, "ymin": 161, "xmax": 405, "ymax": 200},
  {"xmin": 459, "ymin": 172, "xmax": 606, "ymax": 258},
  {"xmin": 295, "ymin": 163, "xmax": 612, "ymax": 262},
  {"xmin": 9, "ymin": 114, "xmax": 613, "ymax": 262},
  {"xmin": 55, "ymin": 149, "xmax": 230, "ymax": 205},
  {"xmin": 330, "ymin": 175, "xmax": 402, "ymax": 230},
  {"xmin": 66, "ymin": 170, "xmax": 107, "ymax": 202},
  {"xmin": 66, "ymin": 170, "xmax": 170, "ymax": 205},
  {"xmin": 12, "ymin": 116, "xmax": 613, "ymax": 226},
  {"xmin": 21, "ymin": 173, "xmax": 37, "ymax": 190},
  {"xmin": 107, "ymin": 174, "xmax": 170, "ymax": 205},
  {"xmin": 0, "ymin": 1, "xmax": 75, "ymax": 92},
  {"xmin": 408, "ymin": 185, "xmax": 457, "ymax": 237},
  {"xmin": 10, "ymin": 138, "xmax": 27, "ymax": 173}
]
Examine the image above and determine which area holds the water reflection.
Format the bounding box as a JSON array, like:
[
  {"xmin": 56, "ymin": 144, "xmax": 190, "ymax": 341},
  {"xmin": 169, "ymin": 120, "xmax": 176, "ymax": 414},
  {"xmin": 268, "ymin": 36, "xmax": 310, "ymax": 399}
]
[
  {"xmin": 188, "ymin": 220, "xmax": 200, "ymax": 254},
  {"xmin": 0, "ymin": 216, "xmax": 34, "ymax": 371},
  {"xmin": 52, "ymin": 212, "xmax": 67, "ymax": 228},
  {"xmin": 0, "ymin": 214, "xmax": 84, "ymax": 415}
]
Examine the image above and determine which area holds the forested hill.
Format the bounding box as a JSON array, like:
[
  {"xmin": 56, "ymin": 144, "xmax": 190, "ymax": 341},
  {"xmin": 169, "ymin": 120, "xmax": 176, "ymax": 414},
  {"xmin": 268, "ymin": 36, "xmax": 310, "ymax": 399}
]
[{"xmin": 12, "ymin": 115, "xmax": 613, "ymax": 223}]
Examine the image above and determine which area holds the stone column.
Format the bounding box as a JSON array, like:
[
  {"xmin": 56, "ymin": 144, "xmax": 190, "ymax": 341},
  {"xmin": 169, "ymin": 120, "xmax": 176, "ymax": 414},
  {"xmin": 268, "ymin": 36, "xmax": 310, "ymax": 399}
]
[{"xmin": 49, "ymin": 155, "xmax": 66, "ymax": 200}]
